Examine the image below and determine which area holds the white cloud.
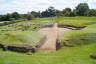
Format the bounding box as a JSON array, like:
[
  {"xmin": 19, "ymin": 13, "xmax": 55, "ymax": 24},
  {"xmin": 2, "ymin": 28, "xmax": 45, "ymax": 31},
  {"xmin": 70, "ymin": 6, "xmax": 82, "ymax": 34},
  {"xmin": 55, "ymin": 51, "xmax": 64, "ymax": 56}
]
[{"xmin": 0, "ymin": 0, "xmax": 96, "ymax": 14}]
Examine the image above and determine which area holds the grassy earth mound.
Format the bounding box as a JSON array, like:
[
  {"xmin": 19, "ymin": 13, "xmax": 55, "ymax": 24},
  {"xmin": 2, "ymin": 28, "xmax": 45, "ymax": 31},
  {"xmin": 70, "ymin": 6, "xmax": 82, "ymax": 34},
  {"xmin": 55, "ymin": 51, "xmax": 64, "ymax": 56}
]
[
  {"xmin": 0, "ymin": 31, "xmax": 44, "ymax": 46},
  {"xmin": 59, "ymin": 24, "xmax": 96, "ymax": 46}
]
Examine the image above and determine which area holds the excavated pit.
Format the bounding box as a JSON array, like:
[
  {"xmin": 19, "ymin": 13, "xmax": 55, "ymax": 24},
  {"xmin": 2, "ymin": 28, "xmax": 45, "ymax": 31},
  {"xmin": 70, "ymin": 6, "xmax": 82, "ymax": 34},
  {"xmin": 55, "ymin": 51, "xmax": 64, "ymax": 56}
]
[
  {"xmin": 37, "ymin": 23, "xmax": 86, "ymax": 51},
  {"xmin": 38, "ymin": 23, "xmax": 72, "ymax": 51},
  {"xmin": 0, "ymin": 23, "xmax": 86, "ymax": 53}
]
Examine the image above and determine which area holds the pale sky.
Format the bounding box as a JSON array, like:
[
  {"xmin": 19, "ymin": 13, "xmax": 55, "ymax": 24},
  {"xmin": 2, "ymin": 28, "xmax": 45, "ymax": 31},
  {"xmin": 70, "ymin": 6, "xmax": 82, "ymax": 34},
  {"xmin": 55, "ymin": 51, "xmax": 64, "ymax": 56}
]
[{"xmin": 0, "ymin": 0, "xmax": 96, "ymax": 14}]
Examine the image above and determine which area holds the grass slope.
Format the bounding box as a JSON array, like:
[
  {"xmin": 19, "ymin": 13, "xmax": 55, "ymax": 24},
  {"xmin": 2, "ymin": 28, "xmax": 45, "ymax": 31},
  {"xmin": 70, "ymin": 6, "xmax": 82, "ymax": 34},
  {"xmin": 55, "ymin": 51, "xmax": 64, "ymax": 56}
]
[
  {"xmin": 0, "ymin": 21, "xmax": 40, "ymax": 31},
  {"xmin": 0, "ymin": 31, "xmax": 43, "ymax": 45},
  {"xmin": 59, "ymin": 24, "xmax": 96, "ymax": 46}
]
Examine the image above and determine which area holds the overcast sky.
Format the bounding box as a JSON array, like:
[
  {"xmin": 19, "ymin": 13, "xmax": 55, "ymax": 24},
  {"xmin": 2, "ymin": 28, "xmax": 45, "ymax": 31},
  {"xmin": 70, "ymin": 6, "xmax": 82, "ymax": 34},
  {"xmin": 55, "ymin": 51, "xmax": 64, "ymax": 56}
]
[{"xmin": 0, "ymin": 0, "xmax": 96, "ymax": 14}]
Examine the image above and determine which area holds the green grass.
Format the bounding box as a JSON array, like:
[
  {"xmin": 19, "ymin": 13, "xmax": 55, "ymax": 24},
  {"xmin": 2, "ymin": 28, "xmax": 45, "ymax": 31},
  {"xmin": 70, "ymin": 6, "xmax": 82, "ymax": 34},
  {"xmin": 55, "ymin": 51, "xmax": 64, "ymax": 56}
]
[
  {"xmin": 32, "ymin": 18, "xmax": 56, "ymax": 27},
  {"xmin": 0, "ymin": 17, "xmax": 96, "ymax": 64},
  {"xmin": 0, "ymin": 21, "xmax": 41, "ymax": 31},
  {"xmin": 0, "ymin": 20, "xmax": 23, "ymax": 26},
  {"xmin": 28, "ymin": 17, "xmax": 96, "ymax": 28},
  {"xmin": 59, "ymin": 24, "xmax": 96, "ymax": 46},
  {"xmin": 32, "ymin": 17, "xmax": 53, "ymax": 23},
  {"xmin": 31, "ymin": 17, "xmax": 96, "ymax": 27},
  {"xmin": 1, "ymin": 17, "xmax": 96, "ymax": 31},
  {"xmin": 55, "ymin": 17, "xmax": 96, "ymax": 26},
  {"xmin": 0, "ymin": 43, "xmax": 96, "ymax": 64},
  {"xmin": 0, "ymin": 31, "xmax": 44, "ymax": 45}
]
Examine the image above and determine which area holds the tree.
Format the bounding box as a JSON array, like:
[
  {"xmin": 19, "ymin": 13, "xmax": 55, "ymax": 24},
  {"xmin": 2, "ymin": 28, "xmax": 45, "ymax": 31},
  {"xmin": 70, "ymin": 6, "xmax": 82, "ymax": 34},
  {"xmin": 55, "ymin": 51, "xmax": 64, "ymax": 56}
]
[
  {"xmin": 70, "ymin": 11, "xmax": 76, "ymax": 17},
  {"xmin": 25, "ymin": 13, "xmax": 33, "ymax": 20},
  {"xmin": 31, "ymin": 11, "xmax": 41, "ymax": 18},
  {"xmin": 89, "ymin": 9, "xmax": 96, "ymax": 16},
  {"xmin": 41, "ymin": 10, "xmax": 49, "ymax": 17},
  {"xmin": 55, "ymin": 10, "xmax": 63, "ymax": 16},
  {"xmin": 0, "ymin": 14, "xmax": 11, "ymax": 21},
  {"xmin": 47, "ymin": 6, "xmax": 56, "ymax": 17},
  {"xmin": 62, "ymin": 8, "xmax": 73, "ymax": 16},
  {"xmin": 75, "ymin": 3, "xmax": 89, "ymax": 16},
  {"xmin": 11, "ymin": 12, "xmax": 21, "ymax": 19},
  {"xmin": 41, "ymin": 6, "xmax": 56, "ymax": 17}
]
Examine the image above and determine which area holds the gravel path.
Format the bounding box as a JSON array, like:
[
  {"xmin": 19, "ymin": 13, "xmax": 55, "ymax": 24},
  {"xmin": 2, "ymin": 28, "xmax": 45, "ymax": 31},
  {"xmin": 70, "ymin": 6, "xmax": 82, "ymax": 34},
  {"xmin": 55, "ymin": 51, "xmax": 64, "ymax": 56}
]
[{"xmin": 38, "ymin": 23, "xmax": 71, "ymax": 50}]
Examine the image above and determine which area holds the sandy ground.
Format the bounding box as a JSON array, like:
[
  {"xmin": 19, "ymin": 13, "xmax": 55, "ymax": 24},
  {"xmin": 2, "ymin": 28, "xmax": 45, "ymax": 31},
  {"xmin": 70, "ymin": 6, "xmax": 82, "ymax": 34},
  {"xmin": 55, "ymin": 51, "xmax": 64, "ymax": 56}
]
[{"xmin": 38, "ymin": 23, "xmax": 71, "ymax": 50}]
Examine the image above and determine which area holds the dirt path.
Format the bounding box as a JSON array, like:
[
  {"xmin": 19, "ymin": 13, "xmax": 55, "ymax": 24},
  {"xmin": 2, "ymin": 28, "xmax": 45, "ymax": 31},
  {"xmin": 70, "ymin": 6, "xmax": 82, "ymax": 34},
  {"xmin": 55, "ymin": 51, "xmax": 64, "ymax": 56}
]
[{"xmin": 38, "ymin": 23, "xmax": 71, "ymax": 50}]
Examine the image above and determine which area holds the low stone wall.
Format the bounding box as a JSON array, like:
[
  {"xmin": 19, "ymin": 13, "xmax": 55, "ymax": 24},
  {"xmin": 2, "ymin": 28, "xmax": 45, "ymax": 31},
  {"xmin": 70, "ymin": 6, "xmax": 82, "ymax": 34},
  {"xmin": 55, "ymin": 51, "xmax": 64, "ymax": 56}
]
[
  {"xmin": 0, "ymin": 43, "xmax": 4, "ymax": 48},
  {"xmin": 58, "ymin": 24, "xmax": 86, "ymax": 30},
  {"xmin": 90, "ymin": 53, "xmax": 96, "ymax": 59},
  {"xmin": 0, "ymin": 43, "xmax": 35, "ymax": 53},
  {"xmin": 8, "ymin": 44, "xmax": 35, "ymax": 53},
  {"xmin": 35, "ymin": 37, "xmax": 47, "ymax": 50},
  {"xmin": 56, "ymin": 38, "xmax": 61, "ymax": 50},
  {"xmin": 35, "ymin": 24, "xmax": 53, "ymax": 31},
  {"xmin": 41, "ymin": 24, "xmax": 53, "ymax": 28},
  {"xmin": 0, "ymin": 37, "xmax": 47, "ymax": 53}
]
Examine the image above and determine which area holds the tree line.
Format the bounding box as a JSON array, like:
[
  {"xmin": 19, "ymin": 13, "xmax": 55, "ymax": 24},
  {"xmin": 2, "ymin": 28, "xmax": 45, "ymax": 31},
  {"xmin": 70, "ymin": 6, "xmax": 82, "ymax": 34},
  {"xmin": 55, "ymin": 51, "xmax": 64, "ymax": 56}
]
[{"xmin": 0, "ymin": 3, "xmax": 96, "ymax": 21}]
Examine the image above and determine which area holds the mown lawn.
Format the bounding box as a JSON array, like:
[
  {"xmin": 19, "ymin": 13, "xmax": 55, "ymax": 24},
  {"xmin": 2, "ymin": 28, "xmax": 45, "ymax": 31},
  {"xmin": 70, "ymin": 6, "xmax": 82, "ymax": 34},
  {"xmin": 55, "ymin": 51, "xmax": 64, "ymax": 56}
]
[{"xmin": 0, "ymin": 43, "xmax": 96, "ymax": 64}]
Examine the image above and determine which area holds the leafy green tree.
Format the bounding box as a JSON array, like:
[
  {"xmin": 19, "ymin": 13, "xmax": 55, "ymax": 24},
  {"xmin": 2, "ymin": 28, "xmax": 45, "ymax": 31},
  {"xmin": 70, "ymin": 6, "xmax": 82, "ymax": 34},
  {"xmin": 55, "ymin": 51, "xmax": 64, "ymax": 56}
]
[
  {"xmin": 31, "ymin": 11, "xmax": 41, "ymax": 18},
  {"xmin": 55, "ymin": 10, "xmax": 63, "ymax": 16},
  {"xmin": 0, "ymin": 14, "xmax": 11, "ymax": 21},
  {"xmin": 62, "ymin": 8, "xmax": 73, "ymax": 16},
  {"xmin": 11, "ymin": 12, "xmax": 21, "ymax": 19},
  {"xmin": 41, "ymin": 6, "xmax": 56, "ymax": 17},
  {"xmin": 89, "ymin": 9, "xmax": 96, "ymax": 16},
  {"xmin": 41, "ymin": 10, "xmax": 50, "ymax": 17},
  {"xmin": 75, "ymin": 3, "xmax": 89, "ymax": 16},
  {"xmin": 25, "ymin": 13, "xmax": 33, "ymax": 20},
  {"xmin": 70, "ymin": 11, "xmax": 76, "ymax": 17},
  {"xmin": 47, "ymin": 6, "xmax": 56, "ymax": 17}
]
